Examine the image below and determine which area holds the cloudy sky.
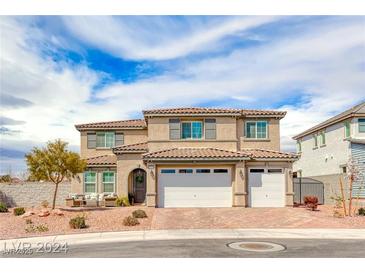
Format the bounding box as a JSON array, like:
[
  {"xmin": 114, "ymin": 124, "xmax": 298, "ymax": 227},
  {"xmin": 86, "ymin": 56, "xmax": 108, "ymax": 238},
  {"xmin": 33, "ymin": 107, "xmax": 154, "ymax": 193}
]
[{"xmin": 1, "ymin": 16, "xmax": 365, "ymax": 174}]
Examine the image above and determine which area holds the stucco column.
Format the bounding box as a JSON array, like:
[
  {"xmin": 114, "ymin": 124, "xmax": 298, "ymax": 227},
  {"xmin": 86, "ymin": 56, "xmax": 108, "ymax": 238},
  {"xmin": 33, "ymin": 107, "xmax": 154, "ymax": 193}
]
[
  {"xmin": 116, "ymin": 157, "xmax": 128, "ymax": 197},
  {"xmin": 233, "ymin": 161, "xmax": 247, "ymax": 207},
  {"xmin": 146, "ymin": 163, "xmax": 157, "ymax": 207},
  {"xmin": 285, "ymin": 167, "xmax": 294, "ymax": 206}
]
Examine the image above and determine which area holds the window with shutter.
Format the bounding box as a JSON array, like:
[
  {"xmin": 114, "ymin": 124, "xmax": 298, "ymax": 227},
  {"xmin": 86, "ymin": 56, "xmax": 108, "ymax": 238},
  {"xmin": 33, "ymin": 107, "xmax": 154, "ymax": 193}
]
[
  {"xmin": 205, "ymin": 118, "xmax": 216, "ymax": 139},
  {"xmin": 115, "ymin": 133, "xmax": 124, "ymax": 146},
  {"xmin": 87, "ymin": 133, "xmax": 96, "ymax": 148},
  {"xmin": 169, "ymin": 118, "xmax": 181, "ymax": 140}
]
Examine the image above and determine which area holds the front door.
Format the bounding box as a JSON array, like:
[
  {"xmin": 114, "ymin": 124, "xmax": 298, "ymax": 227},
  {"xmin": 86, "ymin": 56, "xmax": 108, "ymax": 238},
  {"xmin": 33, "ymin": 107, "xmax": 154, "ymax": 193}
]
[{"xmin": 133, "ymin": 169, "xmax": 146, "ymax": 203}]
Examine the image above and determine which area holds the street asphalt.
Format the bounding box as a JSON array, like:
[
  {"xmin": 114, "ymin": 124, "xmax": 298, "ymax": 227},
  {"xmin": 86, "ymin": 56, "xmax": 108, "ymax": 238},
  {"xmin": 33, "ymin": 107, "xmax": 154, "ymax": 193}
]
[{"xmin": 2, "ymin": 238, "xmax": 365, "ymax": 258}]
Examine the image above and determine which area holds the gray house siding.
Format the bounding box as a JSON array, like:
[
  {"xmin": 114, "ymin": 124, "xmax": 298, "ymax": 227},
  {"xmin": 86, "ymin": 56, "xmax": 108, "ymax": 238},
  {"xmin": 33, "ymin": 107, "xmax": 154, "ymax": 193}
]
[{"xmin": 351, "ymin": 143, "xmax": 365, "ymax": 198}]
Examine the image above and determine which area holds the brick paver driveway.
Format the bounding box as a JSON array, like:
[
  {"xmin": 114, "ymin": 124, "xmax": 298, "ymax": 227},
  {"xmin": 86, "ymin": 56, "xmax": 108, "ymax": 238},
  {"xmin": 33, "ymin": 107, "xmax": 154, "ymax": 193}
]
[{"xmin": 150, "ymin": 206, "xmax": 365, "ymax": 229}]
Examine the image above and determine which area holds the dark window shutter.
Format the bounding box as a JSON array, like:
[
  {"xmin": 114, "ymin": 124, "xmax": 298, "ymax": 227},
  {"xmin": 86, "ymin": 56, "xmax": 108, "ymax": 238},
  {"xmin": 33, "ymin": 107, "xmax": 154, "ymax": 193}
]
[
  {"xmin": 87, "ymin": 133, "xmax": 96, "ymax": 148},
  {"xmin": 115, "ymin": 133, "xmax": 124, "ymax": 146},
  {"xmin": 169, "ymin": 118, "xmax": 181, "ymax": 140},
  {"xmin": 205, "ymin": 118, "xmax": 216, "ymax": 139}
]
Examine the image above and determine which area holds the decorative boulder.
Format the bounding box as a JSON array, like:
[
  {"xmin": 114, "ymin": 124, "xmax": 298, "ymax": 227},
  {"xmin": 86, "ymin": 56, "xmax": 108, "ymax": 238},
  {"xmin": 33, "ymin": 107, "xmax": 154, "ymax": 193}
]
[
  {"xmin": 38, "ymin": 210, "xmax": 50, "ymax": 217},
  {"xmin": 52, "ymin": 209, "xmax": 64, "ymax": 216},
  {"xmin": 22, "ymin": 211, "xmax": 35, "ymax": 218}
]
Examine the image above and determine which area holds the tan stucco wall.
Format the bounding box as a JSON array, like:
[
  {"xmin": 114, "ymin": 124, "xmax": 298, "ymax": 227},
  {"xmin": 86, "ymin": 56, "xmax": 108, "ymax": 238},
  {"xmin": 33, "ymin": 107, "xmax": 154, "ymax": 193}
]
[
  {"xmin": 80, "ymin": 129, "xmax": 147, "ymax": 159},
  {"xmin": 233, "ymin": 161, "xmax": 247, "ymax": 207},
  {"xmin": 238, "ymin": 118, "xmax": 281, "ymax": 151},
  {"xmin": 116, "ymin": 154, "xmax": 146, "ymax": 197},
  {"xmin": 146, "ymin": 116, "xmax": 238, "ymax": 152}
]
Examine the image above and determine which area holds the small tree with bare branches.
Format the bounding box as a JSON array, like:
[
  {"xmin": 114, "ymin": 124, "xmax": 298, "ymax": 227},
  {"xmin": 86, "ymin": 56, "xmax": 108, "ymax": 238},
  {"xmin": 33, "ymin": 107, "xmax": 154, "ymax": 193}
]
[{"xmin": 25, "ymin": 139, "xmax": 86, "ymax": 209}]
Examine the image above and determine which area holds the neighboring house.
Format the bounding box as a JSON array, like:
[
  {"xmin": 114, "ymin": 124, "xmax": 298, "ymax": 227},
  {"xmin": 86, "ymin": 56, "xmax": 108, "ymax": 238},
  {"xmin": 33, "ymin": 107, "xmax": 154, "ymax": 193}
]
[
  {"xmin": 73, "ymin": 107, "xmax": 297, "ymax": 208},
  {"xmin": 293, "ymin": 102, "xmax": 365, "ymax": 204}
]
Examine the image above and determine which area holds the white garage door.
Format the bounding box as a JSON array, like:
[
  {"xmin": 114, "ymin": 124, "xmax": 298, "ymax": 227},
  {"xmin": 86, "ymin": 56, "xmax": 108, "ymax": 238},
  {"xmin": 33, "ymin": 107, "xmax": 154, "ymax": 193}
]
[
  {"xmin": 158, "ymin": 168, "xmax": 232, "ymax": 208},
  {"xmin": 248, "ymin": 167, "xmax": 286, "ymax": 207}
]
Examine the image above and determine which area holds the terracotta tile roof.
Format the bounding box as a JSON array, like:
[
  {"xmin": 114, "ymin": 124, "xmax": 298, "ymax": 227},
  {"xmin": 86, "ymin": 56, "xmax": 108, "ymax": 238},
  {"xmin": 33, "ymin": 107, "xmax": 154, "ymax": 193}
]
[
  {"xmin": 143, "ymin": 147, "xmax": 251, "ymax": 160},
  {"xmin": 143, "ymin": 107, "xmax": 242, "ymax": 116},
  {"xmin": 241, "ymin": 149, "xmax": 298, "ymax": 160},
  {"xmin": 86, "ymin": 154, "xmax": 117, "ymax": 166},
  {"xmin": 113, "ymin": 142, "xmax": 148, "ymax": 153},
  {"xmin": 75, "ymin": 119, "xmax": 146, "ymax": 130},
  {"xmin": 143, "ymin": 107, "xmax": 286, "ymax": 118},
  {"xmin": 241, "ymin": 109, "xmax": 287, "ymax": 117},
  {"xmin": 293, "ymin": 101, "xmax": 365, "ymax": 139}
]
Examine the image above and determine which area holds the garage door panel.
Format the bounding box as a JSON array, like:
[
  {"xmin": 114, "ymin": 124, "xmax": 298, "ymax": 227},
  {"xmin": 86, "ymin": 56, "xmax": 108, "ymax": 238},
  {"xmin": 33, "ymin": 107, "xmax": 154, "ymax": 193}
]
[
  {"xmin": 158, "ymin": 168, "xmax": 232, "ymax": 208},
  {"xmin": 248, "ymin": 169, "xmax": 285, "ymax": 207}
]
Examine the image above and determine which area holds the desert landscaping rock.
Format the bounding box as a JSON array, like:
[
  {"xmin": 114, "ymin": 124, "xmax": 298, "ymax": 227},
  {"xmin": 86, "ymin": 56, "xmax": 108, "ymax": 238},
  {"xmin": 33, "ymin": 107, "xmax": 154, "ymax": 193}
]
[{"xmin": 1, "ymin": 205, "xmax": 365, "ymax": 240}]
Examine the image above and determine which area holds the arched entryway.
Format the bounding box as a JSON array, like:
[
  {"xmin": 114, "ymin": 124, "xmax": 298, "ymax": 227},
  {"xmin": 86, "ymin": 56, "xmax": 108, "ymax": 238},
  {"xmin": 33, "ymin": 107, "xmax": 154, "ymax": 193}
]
[{"xmin": 130, "ymin": 168, "xmax": 147, "ymax": 204}]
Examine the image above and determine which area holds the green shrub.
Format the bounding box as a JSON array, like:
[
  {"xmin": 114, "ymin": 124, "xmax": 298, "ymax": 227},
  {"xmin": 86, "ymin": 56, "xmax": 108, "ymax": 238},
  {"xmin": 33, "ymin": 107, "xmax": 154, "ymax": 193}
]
[
  {"xmin": 25, "ymin": 224, "xmax": 48, "ymax": 233},
  {"xmin": 358, "ymin": 208, "xmax": 365, "ymax": 216},
  {"xmin": 13, "ymin": 207, "xmax": 25, "ymax": 216},
  {"xmin": 116, "ymin": 196, "xmax": 130, "ymax": 207},
  {"xmin": 123, "ymin": 216, "xmax": 140, "ymax": 226},
  {"xmin": 41, "ymin": 200, "xmax": 49, "ymax": 208},
  {"xmin": 0, "ymin": 202, "xmax": 8, "ymax": 213},
  {"xmin": 132, "ymin": 209, "xmax": 148, "ymax": 219},
  {"xmin": 69, "ymin": 215, "xmax": 87, "ymax": 229},
  {"xmin": 25, "ymin": 219, "xmax": 33, "ymax": 224}
]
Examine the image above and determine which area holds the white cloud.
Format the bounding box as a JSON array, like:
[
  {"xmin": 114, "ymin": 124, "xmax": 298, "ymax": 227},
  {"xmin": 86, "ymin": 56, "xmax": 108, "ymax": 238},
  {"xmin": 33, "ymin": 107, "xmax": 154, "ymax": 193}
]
[{"xmin": 62, "ymin": 16, "xmax": 280, "ymax": 60}]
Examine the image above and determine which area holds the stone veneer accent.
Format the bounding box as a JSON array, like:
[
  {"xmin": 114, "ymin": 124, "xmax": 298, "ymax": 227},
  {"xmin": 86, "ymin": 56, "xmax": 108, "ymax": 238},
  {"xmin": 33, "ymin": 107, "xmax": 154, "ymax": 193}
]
[{"xmin": 0, "ymin": 181, "xmax": 71, "ymax": 207}]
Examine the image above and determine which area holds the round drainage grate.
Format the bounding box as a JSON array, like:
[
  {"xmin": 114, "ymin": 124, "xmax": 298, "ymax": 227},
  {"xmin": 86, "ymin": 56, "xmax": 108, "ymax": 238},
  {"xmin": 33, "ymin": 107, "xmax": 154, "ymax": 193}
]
[{"xmin": 228, "ymin": 241, "xmax": 286, "ymax": 252}]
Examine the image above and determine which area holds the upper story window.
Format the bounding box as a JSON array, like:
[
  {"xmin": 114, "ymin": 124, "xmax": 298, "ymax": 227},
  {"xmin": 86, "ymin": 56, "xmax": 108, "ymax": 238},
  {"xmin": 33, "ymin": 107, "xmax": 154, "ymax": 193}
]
[
  {"xmin": 313, "ymin": 134, "xmax": 318, "ymax": 149},
  {"xmin": 245, "ymin": 121, "xmax": 268, "ymax": 139},
  {"xmin": 87, "ymin": 132, "xmax": 123, "ymax": 149},
  {"xmin": 296, "ymin": 140, "xmax": 302, "ymax": 153},
  {"xmin": 181, "ymin": 121, "xmax": 203, "ymax": 139},
  {"xmin": 359, "ymin": 118, "xmax": 365, "ymax": 133},
  {"xmin": 96, "ymin": 132, "xmax": 115, "ymax": 148},
  {"xmin": 319, "ymin": 131, "xmax": 326, "ymax": 146},
  {"xmin": 344, "ymin": 121, "xmax": 351, "ymax": 138}
]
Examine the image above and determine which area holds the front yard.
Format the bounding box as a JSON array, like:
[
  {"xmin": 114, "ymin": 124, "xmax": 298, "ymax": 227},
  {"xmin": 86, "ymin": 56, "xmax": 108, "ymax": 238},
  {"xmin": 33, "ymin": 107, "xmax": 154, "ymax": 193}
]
[{"xmin": 0, "ymin": 205, "xmax": 364, "ymax": 240}]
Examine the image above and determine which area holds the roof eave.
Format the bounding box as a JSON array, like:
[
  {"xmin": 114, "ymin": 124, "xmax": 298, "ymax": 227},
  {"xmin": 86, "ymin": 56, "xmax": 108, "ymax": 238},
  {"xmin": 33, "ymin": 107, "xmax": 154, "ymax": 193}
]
[{"xmin": 143, "ymin": 157, "xmax": 250, "ymax": 161}]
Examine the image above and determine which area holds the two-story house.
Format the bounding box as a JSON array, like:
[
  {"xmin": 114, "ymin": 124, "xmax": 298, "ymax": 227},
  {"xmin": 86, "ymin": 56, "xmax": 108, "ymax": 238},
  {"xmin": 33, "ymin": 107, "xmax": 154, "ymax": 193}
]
[
  {"xmin": 293, "ymin": 102, "xmax": 365, "ymax": 203},
  {"xmin": 73, "ymin": 107, "xmax": 297, "ymax": 208}
]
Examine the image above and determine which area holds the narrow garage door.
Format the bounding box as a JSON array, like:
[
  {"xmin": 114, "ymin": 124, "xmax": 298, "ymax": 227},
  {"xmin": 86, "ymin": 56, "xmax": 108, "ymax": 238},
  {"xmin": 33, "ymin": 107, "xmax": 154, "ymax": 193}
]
[
  {"xmin": 248, "ymin": 168, "xmax": 286, "ymax": 207},
  {"xmin": 158, "ymin": 168, "xmax": 232, "ymax": 208}
]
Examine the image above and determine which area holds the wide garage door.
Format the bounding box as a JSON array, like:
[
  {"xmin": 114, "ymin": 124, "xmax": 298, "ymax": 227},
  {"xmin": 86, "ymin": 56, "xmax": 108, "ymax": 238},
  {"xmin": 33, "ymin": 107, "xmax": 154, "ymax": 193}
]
[
  {"xmin": 158, "ymin": 167, "xmax": 232, "ymax": 207},
  {"xmin": 248, "ymin": 167, "xmax": 286, "ymax": 207}
]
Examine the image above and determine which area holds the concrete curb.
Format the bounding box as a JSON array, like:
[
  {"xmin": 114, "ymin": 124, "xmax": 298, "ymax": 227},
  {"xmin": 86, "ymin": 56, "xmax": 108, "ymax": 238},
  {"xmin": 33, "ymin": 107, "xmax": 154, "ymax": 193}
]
[{"xmin": 1, "ymin": 228, "xmax": 365, "ymax": 251}]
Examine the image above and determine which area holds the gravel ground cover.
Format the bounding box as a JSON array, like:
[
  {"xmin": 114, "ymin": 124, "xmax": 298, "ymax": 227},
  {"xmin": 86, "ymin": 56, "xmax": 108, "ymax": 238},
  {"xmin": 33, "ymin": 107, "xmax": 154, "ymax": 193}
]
[{"xmin": 1, "ymin": 205, "xmax": 364, "ymax": 240}]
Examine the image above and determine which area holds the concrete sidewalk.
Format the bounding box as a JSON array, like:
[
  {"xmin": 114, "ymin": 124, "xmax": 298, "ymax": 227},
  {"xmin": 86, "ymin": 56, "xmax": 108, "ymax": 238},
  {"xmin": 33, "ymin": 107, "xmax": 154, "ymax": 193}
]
[{"xmin": 1, "ymin": 228, "xmax": 365, "ymax": 251}]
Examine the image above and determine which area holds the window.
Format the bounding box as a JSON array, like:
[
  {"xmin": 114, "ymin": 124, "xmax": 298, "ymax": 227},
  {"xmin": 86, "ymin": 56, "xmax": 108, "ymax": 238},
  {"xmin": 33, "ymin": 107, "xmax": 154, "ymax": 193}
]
[
  {"xmin": 245, "ymin": 121, "xmax": 267, "ymax": 139},
  {"xmin": 214, "ymin": 169, "xmax": 228, "ymax": 173},
  {"xmin": 102, "ymin": 172, "xmax": 115, "ymax": 193},
  {"xmin": 319, "ymin": 131, "xmax": 326, "ymax": 146},
  {"xmin": 161, "ymin": 169, "xmax": 175, "ymax": 174},
  {"xmin": 96, "ymin": 132, "xmax": 115, "ymax": 148},
  {"xmin": 250, "ymin": 168, "xmax": 265, "ymax": 173},
  {"xmin": 297, "ymin": 140, "xmax": 302, "ymax": 153},
  {"xmin": 179, "ymin": 169, "xmax": 193, "ymax": 173},
  {"xmin": 182, "ymin": 121, "xmax": 203, "ymax": 139},
  {"xmin": 268, "ymin": 168, "xmax": 283, "ymax": 173},
  {"xmin": 313, "ymin": 134, "xmax": 318, "ymax": 148},
  {"xmin": 344, "ymin": 121, "xmax": 351, "ymax": 138},
  {"xmin": 196, "ymin": 169, "xmax": 210, "ymax": 173},
  {"xmin": 342, "ymin": 166, "xmax": 347, "ymax": 174},
  {"xmin": 205, "ymin": 119, "xmax": 216, "ymax": 139},
  {"xmin": 84, "ymin": 172, "xmax": 96, "ymax": 193},
  {"xmin": 359, "ymin": 118, "xmax": 365, "ymax": 133}
]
